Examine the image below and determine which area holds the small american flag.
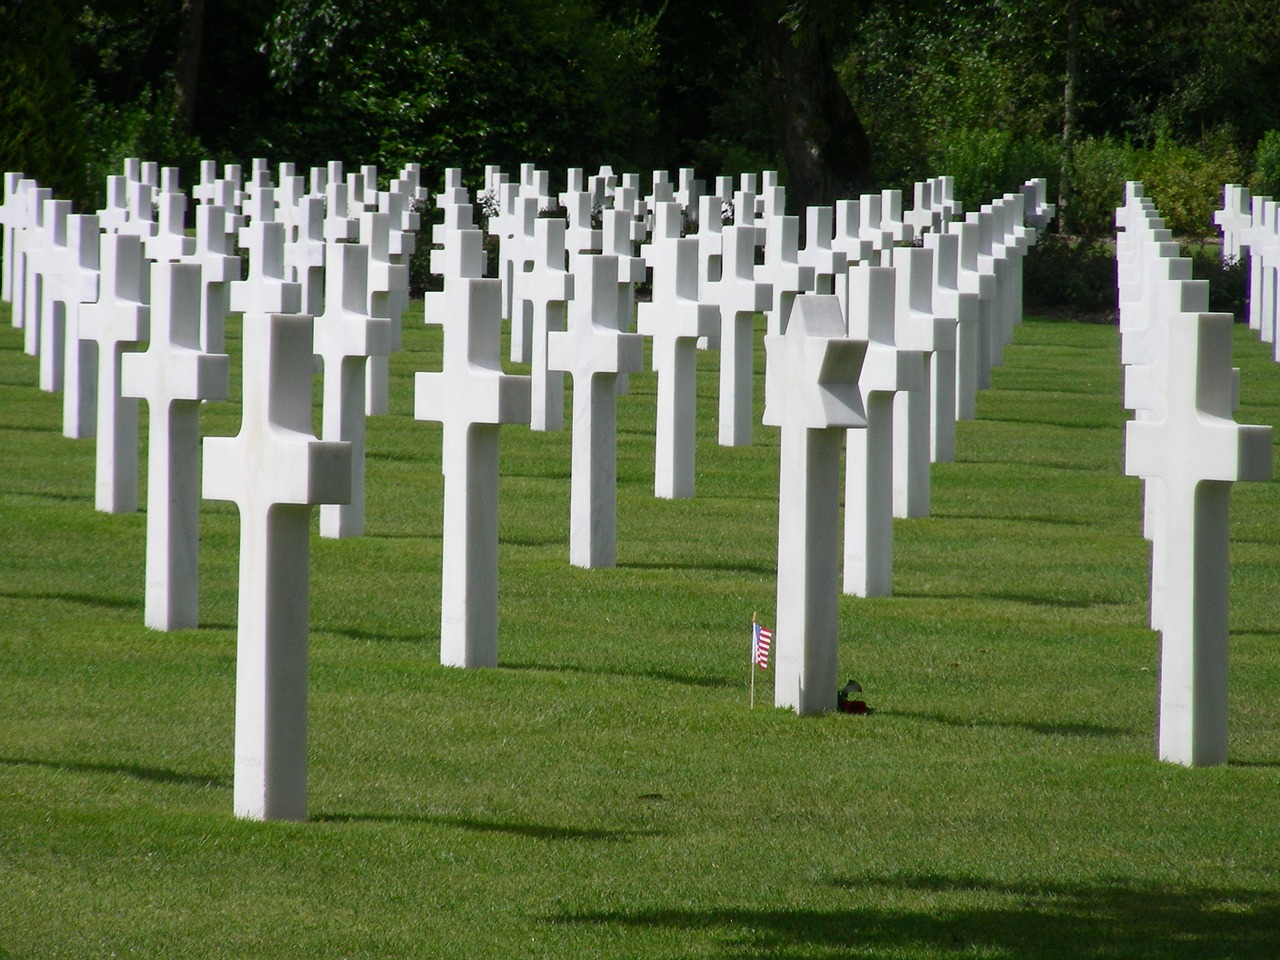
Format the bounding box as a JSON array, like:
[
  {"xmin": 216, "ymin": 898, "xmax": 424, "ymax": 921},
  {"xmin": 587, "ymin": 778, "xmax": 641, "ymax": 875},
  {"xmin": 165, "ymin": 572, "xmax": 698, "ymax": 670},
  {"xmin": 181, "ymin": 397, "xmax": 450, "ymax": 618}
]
[{"xmin": 753, "ymin": 622, "xmax": 772, "ymax": 670}]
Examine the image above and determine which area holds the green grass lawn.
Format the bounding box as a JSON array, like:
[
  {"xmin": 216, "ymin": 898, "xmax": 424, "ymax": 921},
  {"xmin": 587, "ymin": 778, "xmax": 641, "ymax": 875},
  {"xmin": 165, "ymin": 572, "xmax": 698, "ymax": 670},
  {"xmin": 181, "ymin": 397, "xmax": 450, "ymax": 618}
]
[{"xmin": 1, "ymin": 299, "xmax": 1278, "ymax": 958}]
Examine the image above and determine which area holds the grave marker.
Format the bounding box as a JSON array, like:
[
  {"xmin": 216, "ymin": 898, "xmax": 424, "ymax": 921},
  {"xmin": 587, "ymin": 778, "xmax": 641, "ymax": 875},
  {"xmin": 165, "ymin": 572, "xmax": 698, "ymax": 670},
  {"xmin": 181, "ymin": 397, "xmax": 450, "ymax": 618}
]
[
  {"xmin": 79, "ymin": 232, "xmax": 148, "ymax": 513},
  {"xmin": 313, "ymin": 239, "xmax": 389, "ymax": 539},
  {"xmin": 203, "ymin": 313, "xmax": 351, "ymax": 820},
  {"xmin": 763, "ymin": 294, "xmax": 867, "ymax": 715},
  {"xmin": 547, "ymin": 254, "xmax": 643, "ymax": 567},
  {"xmin": 414, "ymin": 278, "xmax": 531, "ymax": 668},
  {"xmin": 57, "ymin": 213, "xmax": 102, "ymax": 439},
  {"xmin": 121, "ymin": 261, "xmax": 229, "ymax": 630},
  {"xmin": 637, "ymin": 202, "xmax": 718, "ymax": 499},
  {"xmin": 703, "ymin": 222, "xmax": 772, "ymax": 446},
  {"xmin": 1125, "ymin": 307, "xmax": 1271, "ymax": 767},
  {"xmin": 843, "ymin": 264, "xmax": 925, "ymax": 597}
]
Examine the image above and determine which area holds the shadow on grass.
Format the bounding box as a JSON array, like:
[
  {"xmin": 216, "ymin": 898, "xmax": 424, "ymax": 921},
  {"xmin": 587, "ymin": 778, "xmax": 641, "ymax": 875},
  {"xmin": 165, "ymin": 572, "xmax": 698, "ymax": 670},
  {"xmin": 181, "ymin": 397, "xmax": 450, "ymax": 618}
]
[
  {"xmin": 319, "ymin": 624, "xmax": 431, "ymax": 644},
  {"xmin": 0, "ymin": 589, "xmax": 139, "ymax": 613},
  {"xmin": 981, "ymin": 414, "xmax": 1120, "ymax": 432},
  {"xmin": 5, "ymin": 489, "xmax": 95, "ymax": 504},
  {"xmin": 956, "ymin": 456, "xmax": 1108, "ymax": 474},
  {"xmin": 502, "ymin": 660, "xmax": 736, "ymax": 690},
  {"xmin": 551, "ymin": 872, "xmax": 1280, "ymax": 958},
  {"xmin": 501, "ymin": 534, "xmax": 566, "ymax": 548},
  {"xmin": 363, "ymin": 530, "xmax": 442, "ymax": 542},
  {"xmin": 314, "ymin": 812, "xmax": 660, "ymax": 842},
  {"xmin": 894, "ymin": 589, "xmax": 1127, "ymax": 610},
  {"xmin": 928, "ymin": 510, "xmax": 1094, "ymax": 527},
  {"xmin": 617, "ymin": 558, "xmax": 776, "ymax": 578},
  {"xmin": 0, "ymin": 756, "xmax": 228, "ymax": 789},
  {"xmin": 876, "ymin": 708, "xmax": 1131, "ymax": 739}
]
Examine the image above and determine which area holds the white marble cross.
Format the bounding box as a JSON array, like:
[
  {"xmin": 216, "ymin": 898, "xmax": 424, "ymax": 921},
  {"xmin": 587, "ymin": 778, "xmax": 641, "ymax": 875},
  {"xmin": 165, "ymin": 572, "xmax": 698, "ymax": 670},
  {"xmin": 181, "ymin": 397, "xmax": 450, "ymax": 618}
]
[
  {"xmin": 880, "ymin": 189, "xmax": 913, "ymax": 246},
  {"xmin": 424, "ymin": 203, "xmax": 486, "ymax": 330},
  {"xmin": 1213, "ymin": 183, "xmax": 1252, "ymax": 264},
  {"xmin": 637, "ymin": 201, "xmax": 718, "ymax": 498},
  {"xmin": 1021, "ymin": 177, "xmax": 1052, "ymax": 234},
  {"xmin": 507, "ymin": 194, "xmax": 540, "ymax": 364},
  {"xmin": 905, "ymin": 180, "xmax": 935, "ymax": 238},
  {"xmin": 360, "ymin": 208, "xmax": 410, "ymax": 416},
  {"xmin": 145, "ymin": 175, "xmax": 195, "ymax": 264},
  {"xmin": 762, "ymin": 294, "xmax": 867, "ymax": 715},
  {"xmin": 832, "ymin": 201, "xmax": 873, "ymax": 321},
  {"xmin": 559, "ymin": 170, "xmax": 600, "ymax": 270},
  {"xmin": 97, "ymin": 175, "xmax": 131, "ymax": 235},
  {"xmin": 675, "ymin": 168, "xmax": 703, "ymax": 226},
  {"xmin": 0, "ymin": 172, "xmax": 24, "ymax": 305},
  {"xmin": 21, "ymin": 184, "xmax": 52, "ymax": 355},
  {"xmin": 193, "ymin": 160, "xmax": 218, "ymax": 207},
  {"xmin": 971, "ymin": 208, "xmax": 1009, "ymax": 370},
  {"xmin": 923, "ymin": 229, "xmax": 980, "ymax": 433},
  {"xmin": 890, "ymin": 246, "xmax": 954, "ymax": 517},
  {"xmin": 203, "ymin": 312, "xmax": 351, "ymax": 821},
  {"xmin": 56, "ymin": 213, "xmax": 102, "ymax": 439},
  {"xmin": 230, "ymin": 218, "xmax": 302, "ymax": 316},
  {"xmin": 121, "ymin": 261, "xmax": 229, "ymax": 630},
  {"xmin": 117, "ymin": 179, "xmax": 157, "ymax": 246},
  {"xmin": 489, "ymin": 180, "xmax": 526, "ymax": 350},
  {"xmin": 843, "ymin": 264, "xmax": 925, "ymax": 598},
  {"xmin": 601, "ymin": 206, "xmax": 645, "ymax": 397},
  {"xmin": 693, "ymin": 193, "xmax": 725, "ymax": 352},
  {"xmin": 756, "ymin": 211, "xmax": 815, "ymax": 336},
  {"xmin": 548, "ymin": 254, "xmax": 643, "ymax": 567},
  {"xmin": 79, "ymin": 232, "xmax": 148, "ymax": 513},
  {"xmin": 1125, "ymin": 306, "xmax": 1271, "ymax": 767},
  {"xmin": 35, "ymin": 198, "xmax": 73, "ymax": 392},
  {"xmin": 314, "ymin": 239, "xmax": 389, "ymax": 539},
  {"xmin": 189, "ymin": 204, "xmax": 241, "ymax": 355},
  {"xmin": 798, "ymin": 206, "xmax": 846, "ymax": 297},
  {"xmin": 284, "ymin": 195, "xmax": 326, "ymax": 316},
  {"xmin": 523, "ymin": 216, "xmax": 573, "ymax": 431},
  {"xmin": 954, "ymin": 219, "xmax": 996, "ymax": 391},
  {"xmin": 414, "ymin": 277, "xmax": 531, "ymax": 668},
  {"xmin": 702, "ymin": 222, "xmax": 771, "ymax": 446}
]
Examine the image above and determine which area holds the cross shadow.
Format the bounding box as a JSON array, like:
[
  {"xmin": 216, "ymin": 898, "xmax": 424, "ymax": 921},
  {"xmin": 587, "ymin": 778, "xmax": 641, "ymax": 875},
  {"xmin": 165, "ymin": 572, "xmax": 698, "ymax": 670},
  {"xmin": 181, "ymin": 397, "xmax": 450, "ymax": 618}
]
[
  {"xmin": 319, "ymin": 624, "xmax": 430, "ymax": 644},
  {"xmin": 0, "ymin": 589, "xmax": 139, "ymax": 613},
  {"xmin": 7, "ymin": 488, "xmax": 94, "ymax": 503},
  {"xmin": 550, "ymin": 872, "xmax": 1280, "ymax": 958},
  {"xmin": 617, "ymin": 558, "xmax": 776, "ymax": 578},
  {"xmin": 928, "ymin": 510, "xmax": 1093, "ymax": 527},
  {"xmin": 892, "ymin": 589, "xmax": 1128, "ymax": 611},
  {"xmin": 0, "ymin": 755, "xmax": 228, "ymax": 789},
  {"xmin": 981, "ymin": 414, "xmax": 1120, "ymax": 432},
  {"xmin": 501, "ymin": 660, "xmax": 736, "ymax": 690},
  {"xmin": 313, "ymin": 812, "xmax": 661, "ymax": 842},
  {"xmin": 874, "ymin": 708, "xmax": 1132, "ymax": 740}
]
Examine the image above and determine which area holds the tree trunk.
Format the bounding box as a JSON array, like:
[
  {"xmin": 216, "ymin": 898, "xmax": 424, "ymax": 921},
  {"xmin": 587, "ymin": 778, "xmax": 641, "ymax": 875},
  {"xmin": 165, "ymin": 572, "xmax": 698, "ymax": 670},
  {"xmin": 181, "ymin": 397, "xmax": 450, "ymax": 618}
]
[
  {"xmin": 173, "ymin": 0, "xmax": 205, "ymax": 137},
  {"xmin": 754, "ymin": 3, "xmax": 875, "ymax": 213},
  {"xmin": 1059, "ymin": 0, "xmax": 1080, "ymax": 234}
]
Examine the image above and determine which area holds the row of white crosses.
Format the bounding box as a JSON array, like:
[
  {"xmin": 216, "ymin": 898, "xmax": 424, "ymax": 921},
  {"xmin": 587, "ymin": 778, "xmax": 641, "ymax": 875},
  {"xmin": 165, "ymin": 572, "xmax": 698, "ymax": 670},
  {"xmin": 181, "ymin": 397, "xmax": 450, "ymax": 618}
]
[
  {"xmin": 1118, "ymin": 181, "xmax": 1272, "ymax": 768},
  {"xmin": 0, "ymin": 159, "xmax": 418, "ymax": 820},
  {"xmin": 1214, "ymin": 182, "xmax": 1280, "ymax": 353},
  {"xmin": 0, "ymin": 161, "xmax": 1051, "ymax": 816},
  {"xmin": 1, "ymin": 159, "xmax": 422, "ymax": 631}
]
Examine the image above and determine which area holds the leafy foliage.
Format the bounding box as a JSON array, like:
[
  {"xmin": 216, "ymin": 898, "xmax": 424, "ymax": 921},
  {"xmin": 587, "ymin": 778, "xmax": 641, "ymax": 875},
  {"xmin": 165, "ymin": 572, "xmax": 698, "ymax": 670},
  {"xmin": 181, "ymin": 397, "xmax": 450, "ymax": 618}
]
[
  {"xmin": 259, "ymin": 0, "xmax": 663, "ymax": 186},
  {"xmin": 0, "ymin": 2, "xmax": 89, "ymax": 204},
  {"xmin": 1251, "ymin": 130, "xmax": 1280, "ymax": 200}
]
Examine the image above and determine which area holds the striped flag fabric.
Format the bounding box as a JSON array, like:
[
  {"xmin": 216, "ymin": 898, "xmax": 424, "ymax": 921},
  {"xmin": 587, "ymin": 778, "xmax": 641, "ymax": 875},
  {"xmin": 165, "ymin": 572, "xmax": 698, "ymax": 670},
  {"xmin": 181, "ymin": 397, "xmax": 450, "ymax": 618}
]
[{"xmin": 753, "ymin": 622, "xmax": 772, "ymax": 670}]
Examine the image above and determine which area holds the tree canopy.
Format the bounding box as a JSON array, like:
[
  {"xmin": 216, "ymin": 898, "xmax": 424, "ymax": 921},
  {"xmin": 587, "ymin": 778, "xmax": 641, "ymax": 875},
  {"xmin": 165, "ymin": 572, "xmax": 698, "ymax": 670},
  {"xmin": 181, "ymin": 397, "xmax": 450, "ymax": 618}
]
[{"xmin": 3, "ymin": 0, "xmax": 1278, "ymax": 231}]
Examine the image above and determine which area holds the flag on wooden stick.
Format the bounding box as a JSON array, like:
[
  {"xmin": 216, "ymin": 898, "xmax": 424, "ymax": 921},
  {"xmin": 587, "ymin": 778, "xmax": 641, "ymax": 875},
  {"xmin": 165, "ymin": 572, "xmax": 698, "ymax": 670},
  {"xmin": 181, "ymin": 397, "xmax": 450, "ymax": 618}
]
[
  {"xmin": 753, "ymin": 622, "xmax": 772, "ymax": 670},
  {"xmin": 750, "ymin": 612, "xmax": 773, "ymax": 709}
]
